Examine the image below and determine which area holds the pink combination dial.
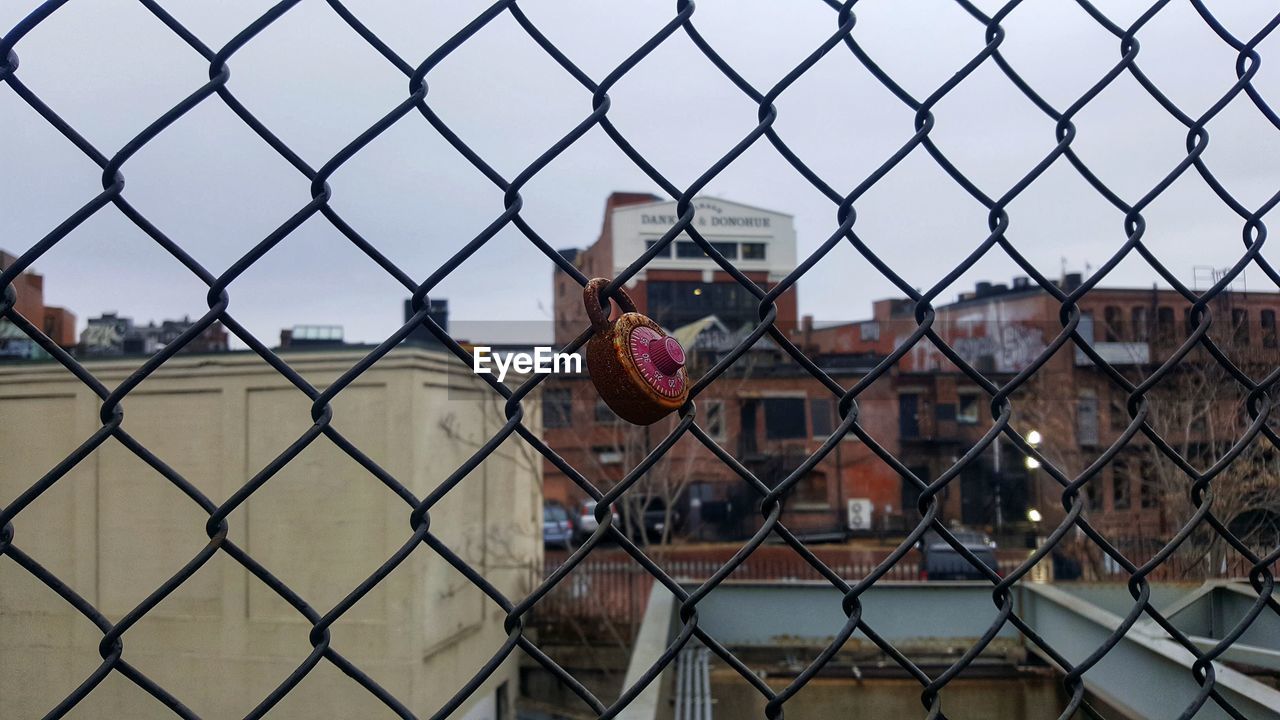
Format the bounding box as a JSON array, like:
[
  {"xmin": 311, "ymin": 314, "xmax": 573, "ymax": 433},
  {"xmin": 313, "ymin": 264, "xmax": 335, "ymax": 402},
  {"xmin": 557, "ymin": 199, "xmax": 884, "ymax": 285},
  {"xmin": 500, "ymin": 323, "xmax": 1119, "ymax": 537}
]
[{"xmin": 627, "ymin": 326, "xmax": 687, "ymax": 398}]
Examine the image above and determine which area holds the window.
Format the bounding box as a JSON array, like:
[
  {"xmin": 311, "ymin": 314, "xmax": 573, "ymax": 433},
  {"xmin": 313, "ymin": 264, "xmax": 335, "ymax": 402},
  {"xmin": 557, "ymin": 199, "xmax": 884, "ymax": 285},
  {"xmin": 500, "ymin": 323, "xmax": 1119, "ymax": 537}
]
[
  {"xmin": 676, "ymin": 241, "xmax": 703, "ymax": 258},
  {"xmin": 1263, "ymin": 309, "xmax": 1277, "ymax": 349},
  {"xmin": 1104, "ymin": 306, "xmax": 1123, "ymax": 342},
  {"xmin": 671, "ymin": 240, "xmax": 742, "ymax": 259},
  {"xmin": 900, "ymin": 393, "xmax": 921, "ymax": 438},
  {"xmin": 645, "ymin": 280, "xmax": 761, "ymax": 330},
  {"xmin": 544, "ymin": 388, "xmax": 572, "ymax": 428},
  {"xmin": 1076, "ymin": 311, "xmax": 1094, "ymax": 347},
  {"xmin": 957, "ymin": 392, "xmax": 981, "ymax": 425},
  {"xmin": 1131, "ymin": 306, "xmax": 1149, "ymax": 341},
  {"xmin": 1139, "ymin": 460, "xmax": 1158, "ymax": 509},
  {"xmin": 741, "ymin": 242, "xmax": 766, "ymax": 260},
  {"xmin": 593, "ymin": 446, "xmax": 623, "ymax": 465},
  {"xmin": 860, "ymin": 321, "xmax": 879, "ymax": 341},
  {"xmin": 1232, "ymin": 308, "xmax": 1249, "ymax": 347},
  {"xmin": 936, "ymin": 403, "xmax": 956, "ymax": 422},
  {"xmin": 1084, "ymin": 477, "xmax": 1101, "ymax": 512},
  {"xmin": 704, "ymin": 400, "xmax": 725, "ymax": 440},
  {"xmin": 496, "ymin": 682, "xmax": 509, "ymax": 720},
  {"xmin": 1157, "ymin": 306, "xmax": 1175, "ymax": 343},
  {"xmin": 688, "ymin": 481, "xmax": 716, "ymax": 501},
  {"xmin": 595, "ymin": 399, "xmax": 617, "ymax": 423},
  {"xmin": 1111, "ymin": 459, "xmax": 1131, "ymax": 510},
  {"xmin": 763, "ymin": 397, "xmax": 806, "ymax": 439},
  {"xmin": 1109, "ymin": 398, "xmax": 1128, "ymax": 431},
  {"xmin": 710, "ymin": 242, "xmax": 737, "ymax": 259},
  {"xmin": 1077, "ymin": 392, "xmax": 1099, "ymax": 446},
  {"xmin": 644, "ymin": 239, "xmax": 671, "ymax": 258},
  {"xmin": 793, "ymin": 471, "xmax": 829, "ymax": 506},
  {"xmin": 810, "ymin": 397, "xmax": 834, "ymax": 438}
]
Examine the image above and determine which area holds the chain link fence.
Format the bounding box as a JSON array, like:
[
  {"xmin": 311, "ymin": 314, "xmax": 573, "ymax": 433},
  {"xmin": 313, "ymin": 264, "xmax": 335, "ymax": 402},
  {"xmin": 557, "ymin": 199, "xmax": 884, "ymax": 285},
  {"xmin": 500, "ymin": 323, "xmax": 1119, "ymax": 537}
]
[{"xmin": 3, "ymin": 1, "xmax": 1280, "ymax": 718}]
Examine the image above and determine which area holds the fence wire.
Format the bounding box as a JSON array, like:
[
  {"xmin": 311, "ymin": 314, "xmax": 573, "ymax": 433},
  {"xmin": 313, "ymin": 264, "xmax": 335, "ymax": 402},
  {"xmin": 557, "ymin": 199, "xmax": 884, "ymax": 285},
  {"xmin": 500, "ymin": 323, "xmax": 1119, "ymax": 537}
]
[{"xmin": 2, "ymin": 1, "xmax": 1280, "ymax": 719}]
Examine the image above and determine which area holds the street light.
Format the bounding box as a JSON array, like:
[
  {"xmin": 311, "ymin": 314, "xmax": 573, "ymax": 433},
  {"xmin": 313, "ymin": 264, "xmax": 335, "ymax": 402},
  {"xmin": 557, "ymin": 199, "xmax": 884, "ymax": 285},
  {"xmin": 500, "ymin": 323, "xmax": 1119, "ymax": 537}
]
[
  {"xmin": 1024, "ymin": 428, "xmax": 1042, "ymax": 469},
  {"xmin": 1024, "ymin": 430, "xmax": 1044, "ymax": 541}
]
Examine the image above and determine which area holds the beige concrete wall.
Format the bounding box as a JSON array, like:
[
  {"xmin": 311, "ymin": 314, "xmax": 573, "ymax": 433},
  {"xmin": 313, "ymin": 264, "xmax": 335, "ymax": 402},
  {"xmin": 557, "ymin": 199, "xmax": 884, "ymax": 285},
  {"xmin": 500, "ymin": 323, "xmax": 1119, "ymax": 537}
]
[{"xmin": 0, "ymin": 349, "xmax": 541, "ymax": 719}]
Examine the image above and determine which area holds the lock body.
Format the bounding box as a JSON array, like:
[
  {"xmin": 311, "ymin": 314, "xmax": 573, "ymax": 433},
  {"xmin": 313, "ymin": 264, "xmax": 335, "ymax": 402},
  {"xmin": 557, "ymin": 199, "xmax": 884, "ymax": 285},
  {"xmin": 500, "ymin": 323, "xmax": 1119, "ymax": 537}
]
[{"xmin": 583, "ymin": 279, "xmax": 689, "ymax": 425}]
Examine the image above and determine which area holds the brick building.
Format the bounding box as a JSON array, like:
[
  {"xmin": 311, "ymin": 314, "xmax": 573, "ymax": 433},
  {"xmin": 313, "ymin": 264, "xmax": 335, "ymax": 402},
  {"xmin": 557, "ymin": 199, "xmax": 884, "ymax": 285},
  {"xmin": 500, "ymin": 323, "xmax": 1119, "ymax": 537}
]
[
  {"xmin": 804, "ymin": 274, "xmax": 1280, "ymax": 547},
  {"xmin": 0, "ymin": 250, "xmax": 76, "ymax": 359},
  {"xmin": 539, "ymin": 344, "xmax": 916, "ymax": 540},
  {"xmin": 544, "ymin": 194, "xmax": 959, "ymax": 540},
  {"xmin": 80, "ymin": 312, "xmax": 229, "ymax": 356},
  {"xmin": 547, "ymin": 196, "xmax": 1280, "ymax": 546}
]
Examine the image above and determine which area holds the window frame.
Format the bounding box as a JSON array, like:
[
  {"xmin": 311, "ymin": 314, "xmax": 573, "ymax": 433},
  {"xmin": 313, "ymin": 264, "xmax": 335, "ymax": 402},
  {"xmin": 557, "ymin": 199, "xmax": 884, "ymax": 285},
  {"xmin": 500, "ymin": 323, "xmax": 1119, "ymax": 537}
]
[
  {"xmin": 543, "ymin": 388, "xmax": 573, "ymax": 429},
  {"xmin": 1104, "ymin": 305, "xmax": 1123, "ymax": 342},
  {"xmin": 709, "ymin": 241, "xmax": 738, "ymax": 259},
  {"xmin": 594, "ymin": 399, "xmax": 617, "ymax": 424},
  {"xmin": 644, "ymin": 239, "xmax": 672, "ymax": 258},
  {"xmin": 791, "ymin": 471, "xmax": 830, "ymax": 508},
  {"xmin": 1111, "ymin": 458, "xmax": 1131, "ymax": 511},
  {"xmin": 1131, "ymin": 305, "xmax": 1149, "ymax": 341},
  {"xmin": 763, "ymin": 396, "xmax": 807, "ymax": 440},
  {"xmin": 704, "ymin": 399, "xmax": 726, "ymax": 441},
  {"xmin": 956, "ymin": 392, "xmax": 981, "ymax": 425},
  {"xmin": 1232, "ymin": 307, "xmax": 1250, "ymax": 347},
  {"xmin": 1262, "ymin": 308, "xmax": 1277, "ymax": 348},
  {"xmin": 675, "ymin": 241, "xmax": 703, "ymax": 258},
  {"xmin": 809, "ymin": 396, "xmax": 834, "ymax": 439}
]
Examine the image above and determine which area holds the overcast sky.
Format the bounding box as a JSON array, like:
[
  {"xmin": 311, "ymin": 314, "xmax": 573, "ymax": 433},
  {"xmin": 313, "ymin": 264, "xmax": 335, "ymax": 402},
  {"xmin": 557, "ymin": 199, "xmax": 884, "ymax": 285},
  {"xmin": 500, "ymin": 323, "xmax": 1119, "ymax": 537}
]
[{"xmin": 3, "ymin": 0, "xmax": 1279, "ymax": 347}]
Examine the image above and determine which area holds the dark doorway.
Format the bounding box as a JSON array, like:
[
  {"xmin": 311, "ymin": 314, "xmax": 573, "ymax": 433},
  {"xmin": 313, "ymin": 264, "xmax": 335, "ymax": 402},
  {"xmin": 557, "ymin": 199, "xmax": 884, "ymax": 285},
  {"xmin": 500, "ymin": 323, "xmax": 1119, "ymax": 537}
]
[
  {"xmin": 960, "ymin": 465, "xmax": 991, "ymax": 527},
  {"xmin": 899, "ymin": 393, "xmax": 920, "ymax": 439},
  {"xmin": 739, "ymin": 399, "xmax": 759, "ymax": 455}
]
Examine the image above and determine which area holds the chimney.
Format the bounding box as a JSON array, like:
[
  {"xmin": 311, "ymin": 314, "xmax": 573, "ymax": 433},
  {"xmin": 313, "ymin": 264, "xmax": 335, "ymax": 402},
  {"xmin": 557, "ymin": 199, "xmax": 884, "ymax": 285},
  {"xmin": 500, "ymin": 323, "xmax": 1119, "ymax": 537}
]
[
  {"xmin": 1013, "ymin": 276, "xmax": 1029, "ymax": 289},
  {"xmin": 1064, "ymin": 272, "xmax": 1083, "ymax": 291},
  {"xmin": 975, "ymin": 281, "xmax": 992, "ymax": 297},
  {"xmin": 428, "ymin": 299, "xmax": 449, "ymax": 333}
]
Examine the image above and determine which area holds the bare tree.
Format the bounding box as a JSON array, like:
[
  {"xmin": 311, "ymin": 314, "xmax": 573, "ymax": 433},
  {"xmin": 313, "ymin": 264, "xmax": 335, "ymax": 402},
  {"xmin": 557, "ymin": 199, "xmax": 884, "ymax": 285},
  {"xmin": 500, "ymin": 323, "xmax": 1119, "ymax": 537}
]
[
  {"xmin": 1138, "ymin": 342, "xmax": 1280, "ymax": 573},
  {"xmin": 1011, "ymin": 308, "xmax": 1280, "ymax": 579}
]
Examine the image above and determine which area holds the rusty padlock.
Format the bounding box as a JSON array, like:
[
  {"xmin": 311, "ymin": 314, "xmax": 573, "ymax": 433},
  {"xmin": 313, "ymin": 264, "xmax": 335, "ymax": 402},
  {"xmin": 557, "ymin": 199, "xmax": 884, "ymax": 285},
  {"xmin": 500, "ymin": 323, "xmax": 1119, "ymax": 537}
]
[{"xmin": 583, "ymin": 278, "xmax": 689, "ymax": 425}]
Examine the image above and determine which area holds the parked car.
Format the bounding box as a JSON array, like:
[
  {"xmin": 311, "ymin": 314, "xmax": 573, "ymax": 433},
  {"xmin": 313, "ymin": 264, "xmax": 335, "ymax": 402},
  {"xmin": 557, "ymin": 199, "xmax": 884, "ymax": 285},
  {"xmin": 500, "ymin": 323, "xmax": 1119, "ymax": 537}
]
[
  {"xmin": 620, "ymin": 496, "xmax": 680, "ymax": 542},
  {"xmin": 543, "ymin": 501, "xmax": 574, "ymax": 549},
  {"xmin": 574, "ymin": 499, "xmax": 620, "ymax": 544},
  {"xmin": 918, "ymin": 529, "xmax": 999, "ymax": 581}
]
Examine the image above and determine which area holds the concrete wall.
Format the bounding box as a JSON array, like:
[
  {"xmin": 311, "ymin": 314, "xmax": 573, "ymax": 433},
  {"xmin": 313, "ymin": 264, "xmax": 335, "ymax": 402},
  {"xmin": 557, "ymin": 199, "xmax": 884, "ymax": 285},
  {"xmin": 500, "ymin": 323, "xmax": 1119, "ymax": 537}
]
[{"xmin": 0, "ymin": 349, "xmax": 541, "ymax": 718}]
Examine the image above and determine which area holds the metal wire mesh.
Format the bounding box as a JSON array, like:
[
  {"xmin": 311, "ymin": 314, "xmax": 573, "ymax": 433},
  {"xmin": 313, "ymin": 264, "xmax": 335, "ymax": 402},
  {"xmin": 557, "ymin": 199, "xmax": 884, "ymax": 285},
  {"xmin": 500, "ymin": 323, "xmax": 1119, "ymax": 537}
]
[{"xmin": 2, "ymin": 1, "xmax": 1279, "ymax": 718}]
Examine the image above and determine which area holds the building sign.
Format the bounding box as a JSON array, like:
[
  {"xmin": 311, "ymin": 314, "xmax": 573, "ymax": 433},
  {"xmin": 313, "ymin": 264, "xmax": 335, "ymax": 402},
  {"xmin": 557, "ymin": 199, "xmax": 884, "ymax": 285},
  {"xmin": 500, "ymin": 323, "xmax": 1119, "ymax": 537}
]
[{"xmin": 639, "ymin": 200, "xmax": 772, "ymax": 229}]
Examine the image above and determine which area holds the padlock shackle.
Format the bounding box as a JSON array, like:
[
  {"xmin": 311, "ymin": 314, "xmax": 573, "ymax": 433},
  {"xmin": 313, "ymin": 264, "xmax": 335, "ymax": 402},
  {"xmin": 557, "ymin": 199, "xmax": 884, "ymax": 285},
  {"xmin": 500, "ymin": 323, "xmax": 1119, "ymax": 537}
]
[{"xmin": 584, "ymin": 278, "xmax": 638, "ymax": 333}]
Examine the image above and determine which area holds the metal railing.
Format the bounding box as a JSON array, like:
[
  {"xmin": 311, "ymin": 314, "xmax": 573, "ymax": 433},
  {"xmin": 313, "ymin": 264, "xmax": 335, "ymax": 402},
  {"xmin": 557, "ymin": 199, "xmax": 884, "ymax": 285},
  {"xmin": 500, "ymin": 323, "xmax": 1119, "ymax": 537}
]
[{"xmin": 3, "ymin": 1, "xmax": 1280, "ymax": 718}]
